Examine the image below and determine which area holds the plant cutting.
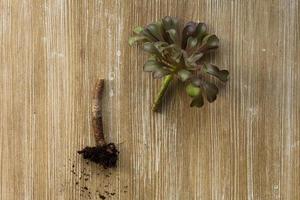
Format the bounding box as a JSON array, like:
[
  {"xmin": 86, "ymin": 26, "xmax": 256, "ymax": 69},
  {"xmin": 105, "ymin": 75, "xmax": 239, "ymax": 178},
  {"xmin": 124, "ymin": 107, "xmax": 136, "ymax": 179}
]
[
  {"xmin": 129, "ymin": 16, "xmax": 229, "ymax": 112},
  {"xmin": 78, "ymin": 79, "xmax": 119, "ymax": 168}
]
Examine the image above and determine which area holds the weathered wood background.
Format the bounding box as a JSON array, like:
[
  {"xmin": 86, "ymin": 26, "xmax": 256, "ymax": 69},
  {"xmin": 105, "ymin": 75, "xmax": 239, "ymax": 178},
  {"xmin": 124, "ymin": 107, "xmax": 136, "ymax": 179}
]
[{"xmin": 0, "ymin": 0, "xmax": 299, "ymax": 199}]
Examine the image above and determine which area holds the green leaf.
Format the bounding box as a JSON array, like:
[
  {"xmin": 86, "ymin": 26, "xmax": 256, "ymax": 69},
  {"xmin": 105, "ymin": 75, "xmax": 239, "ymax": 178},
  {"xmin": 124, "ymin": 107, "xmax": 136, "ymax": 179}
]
[
  {"xmin": 190, "ymin": 96, "xmax": 204, "ymax": 107},
  {"xmin": 141, "ymin": 29, "xmax": 158, "ymax": 42},
  {"xmin": 186, "ymin": 82, "xmax": 204, "ymax": 107},
  {"xmin": 166, "ymin": 29, "xmax": 178, "ymax": 43},
  {"xmin": 143, "ymin": 59, "xmax": 170, "ymax": 79},
  {"xmin": 162, "ymin": 17, "xmax": 179, "ymax": 44},
  {"xmin": 186, "ymin": 53, "xmax": 204, "ymax": 65},
  {"xmin": 162, "ymin": 16, "xmax": 178, "ymax": 31},
  {"xmin": 162, "ymin": 16, "xmax": 172, "ymax": 29},
  {"xmin": 177, "ymin": 69, "xmax": 192, "ymax": 82},
  {"xmin": 186, "ymin": 37, "xmax": 198, "ymax": 49},
  {"xmin": 146, "ymin": 22, "xmax": 163, "ymax": 41},
  {"xmin": 143, "ymin": 42, "xmax": 161, "ymax": 57},
  {"xmin": 186, "ymin": 83, "xmax": 201, "ymax": 97},
  {"xmin": 204, "ymin": 64, "xmax": 229, "ymax": 82},
  {"xmin": 133, "ymin": 26, "xmax": 144, "ymax": 34},
  {"xmin": 143, "ymin": 60, "xmax": 164, "ymax": 72},
  {"xmin": 153, "ymin": 41, "xmax": 169, "ymax": 53},
  {"xmin": 152, "ymin": 68, "xmax": 170, "ymax": 79},
  {"xmin": 128, "ymin": 35, "xmax": 148, "ymax": 46},
  {"xmin": 195, "ymin": 23, "xmax": 208, "ymax": 42}
]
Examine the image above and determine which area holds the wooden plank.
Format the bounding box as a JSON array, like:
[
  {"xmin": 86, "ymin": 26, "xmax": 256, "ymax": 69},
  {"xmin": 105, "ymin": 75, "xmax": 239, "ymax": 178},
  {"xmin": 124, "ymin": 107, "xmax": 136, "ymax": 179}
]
[{"xmin": 0, "ymin": 0, "xmax": 299, "ymax": 199}]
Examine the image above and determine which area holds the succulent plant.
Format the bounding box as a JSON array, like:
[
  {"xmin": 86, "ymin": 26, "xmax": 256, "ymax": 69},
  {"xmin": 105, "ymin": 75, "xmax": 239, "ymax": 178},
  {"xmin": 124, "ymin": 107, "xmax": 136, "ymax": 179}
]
[{"xmin": 129, "ymin": 16, "xmax": 229, "ymax": 112}]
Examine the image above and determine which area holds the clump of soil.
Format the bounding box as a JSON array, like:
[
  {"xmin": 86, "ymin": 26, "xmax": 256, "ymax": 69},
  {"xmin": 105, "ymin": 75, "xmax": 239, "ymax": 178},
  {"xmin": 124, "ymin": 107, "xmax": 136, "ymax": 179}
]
[
  {"xmin": 99, "ymin": 194, "xmax": 106, "ymax": 199},
  {"xmin": 78, "ymin": 143, "xmax": 119, "ymax": 168}
]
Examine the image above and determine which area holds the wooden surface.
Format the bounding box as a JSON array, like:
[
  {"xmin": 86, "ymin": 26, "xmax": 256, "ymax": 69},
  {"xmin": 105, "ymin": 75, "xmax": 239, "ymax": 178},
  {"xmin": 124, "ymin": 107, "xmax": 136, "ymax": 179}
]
[{"xmin": 0, "ymin": 0, "xmax": 299, "ymax": 199}]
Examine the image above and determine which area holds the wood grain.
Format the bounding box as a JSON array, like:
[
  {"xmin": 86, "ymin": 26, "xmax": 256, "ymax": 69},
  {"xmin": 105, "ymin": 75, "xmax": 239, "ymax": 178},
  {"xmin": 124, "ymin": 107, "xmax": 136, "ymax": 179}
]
[{"xmin": 0, "ymin": 0, "xmax": 299, "ymax": 199}]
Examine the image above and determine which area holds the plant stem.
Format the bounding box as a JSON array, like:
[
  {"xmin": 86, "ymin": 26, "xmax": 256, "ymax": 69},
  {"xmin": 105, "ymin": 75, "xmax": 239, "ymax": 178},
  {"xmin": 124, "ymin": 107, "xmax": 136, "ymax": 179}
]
[
  {"xmin": 92, "ymin": 78, "xmax": 106, "ymax": 147},
  {"xmin": 152, "ymin": 75, "xmax": 173, "ymax": 112}
]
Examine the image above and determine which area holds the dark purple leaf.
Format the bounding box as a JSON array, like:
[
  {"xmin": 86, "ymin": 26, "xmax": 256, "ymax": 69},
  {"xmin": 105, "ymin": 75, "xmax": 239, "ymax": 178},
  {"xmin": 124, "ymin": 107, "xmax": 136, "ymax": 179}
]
[
  {"xmin": 191, "ymin": 77, "xmax": 219, "ymax": 103},
  {"xmin": 181, "ymin": 21, "xmax": 198, "ymax": 49},
  {"xmin": 190, "ymin": 96, "xmax": 204, "ymax": 107},
  {"xmin": 204, "ymin": 64, "xmax": 229, "ymax": 82},
  {"xmin": 198, "ymin": 34, "xmax": 219, "ymax": 52},
  {"xmin": 202, "ymin": 81, "xmax": 218, "ymax": 102}
]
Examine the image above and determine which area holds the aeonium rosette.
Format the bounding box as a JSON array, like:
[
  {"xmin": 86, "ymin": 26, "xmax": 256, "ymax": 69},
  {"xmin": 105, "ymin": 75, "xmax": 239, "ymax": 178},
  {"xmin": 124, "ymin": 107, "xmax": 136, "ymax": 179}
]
[{"xmin": 129, "ymin": 16, "xmax": 229, "ymax": 112}]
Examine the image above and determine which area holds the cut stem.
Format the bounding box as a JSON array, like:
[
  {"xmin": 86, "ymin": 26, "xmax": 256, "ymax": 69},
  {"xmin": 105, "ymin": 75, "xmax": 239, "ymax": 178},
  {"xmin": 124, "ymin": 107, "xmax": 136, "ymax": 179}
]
[
  {"xmin": 152, "ymin": 75, "xmax": 173, "ymax": 112},
  {"xmin": 92, "ymin": 78, "xmax": 106, "ymax": 147},
  {"xmin": 78, "ymin": 78, "xmax": 119, "ymax": 168}
]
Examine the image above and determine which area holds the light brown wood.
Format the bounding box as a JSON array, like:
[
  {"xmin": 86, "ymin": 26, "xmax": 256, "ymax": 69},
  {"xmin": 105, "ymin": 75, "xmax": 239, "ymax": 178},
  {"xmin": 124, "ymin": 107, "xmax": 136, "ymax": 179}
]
[{"xmin": 0, "ymin": 0, "xmax": 299, "ymax": 199}]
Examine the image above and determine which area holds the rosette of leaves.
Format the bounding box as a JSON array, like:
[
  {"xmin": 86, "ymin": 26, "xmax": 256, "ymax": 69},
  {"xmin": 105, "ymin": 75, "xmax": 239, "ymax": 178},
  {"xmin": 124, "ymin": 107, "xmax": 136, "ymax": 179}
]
[{"xmin": 129, "ymin": 16, "xmax": 229, "ymax": 112}]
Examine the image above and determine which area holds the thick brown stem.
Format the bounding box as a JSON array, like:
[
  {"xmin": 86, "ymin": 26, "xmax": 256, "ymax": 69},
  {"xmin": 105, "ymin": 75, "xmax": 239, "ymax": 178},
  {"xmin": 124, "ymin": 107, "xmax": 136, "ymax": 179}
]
[
  {"xmin": 92, "ymin": 78, "xmax": 106, "ymax": 146},
  {"xmin": 78, "ymin": 78, "xmax": 119, "ymax": 168}
]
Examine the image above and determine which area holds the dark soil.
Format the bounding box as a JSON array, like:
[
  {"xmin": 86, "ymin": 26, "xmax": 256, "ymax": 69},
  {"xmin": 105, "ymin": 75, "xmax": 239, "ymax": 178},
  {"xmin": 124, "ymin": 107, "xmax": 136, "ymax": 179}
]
[
  {"xmin": 77, "ymin": 143, "xmax": 119, "ymax": 168},
  {"xmin": 99, "ymin": 194, "xmax": 106, "ymax": 199}
]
